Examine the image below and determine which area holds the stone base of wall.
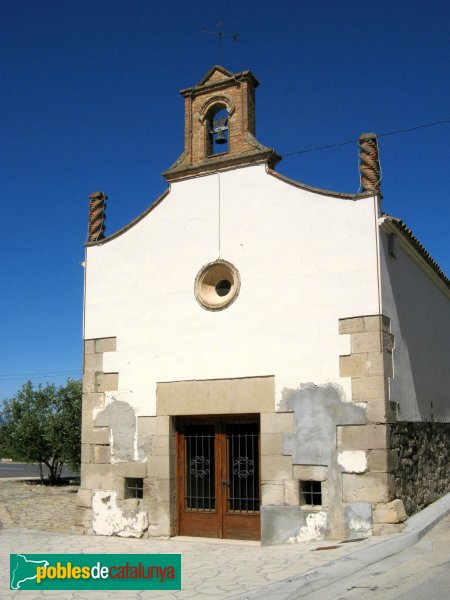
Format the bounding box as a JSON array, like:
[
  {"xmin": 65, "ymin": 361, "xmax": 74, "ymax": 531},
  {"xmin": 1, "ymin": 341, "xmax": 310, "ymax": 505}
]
[{"xmin": 391, "ymin": 422, "xmax": 450, "ymax": 515}]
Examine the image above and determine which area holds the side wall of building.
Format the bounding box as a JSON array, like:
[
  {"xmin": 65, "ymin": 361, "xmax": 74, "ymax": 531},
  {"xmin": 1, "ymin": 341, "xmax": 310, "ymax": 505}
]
[
  {"xmin": 379, "ymin": 221, "xmax": 450, "ymax": 517},
  {"xmin": 380, "ymin": 224, "xmax": 450, "ymax": 422}
]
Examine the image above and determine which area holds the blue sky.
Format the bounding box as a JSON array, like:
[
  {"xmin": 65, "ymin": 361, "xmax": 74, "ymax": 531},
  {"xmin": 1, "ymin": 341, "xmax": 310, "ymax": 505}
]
[{"xmin": 1, "ymin": 0, "xmax": 449, "ymax": 399}]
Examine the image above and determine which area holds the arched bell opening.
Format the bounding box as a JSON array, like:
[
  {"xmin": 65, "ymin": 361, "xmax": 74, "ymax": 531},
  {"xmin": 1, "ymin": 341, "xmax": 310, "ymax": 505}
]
[{"xmin": 205, "ymin": 105, "xmax": 229, "ymax": 156}]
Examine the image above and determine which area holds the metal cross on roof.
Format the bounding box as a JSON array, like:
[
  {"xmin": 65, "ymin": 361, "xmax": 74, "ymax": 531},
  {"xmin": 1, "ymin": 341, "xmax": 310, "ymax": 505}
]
[{"xmin": 202, "ymin": 21, "xmax": 239, "ymax": 65}]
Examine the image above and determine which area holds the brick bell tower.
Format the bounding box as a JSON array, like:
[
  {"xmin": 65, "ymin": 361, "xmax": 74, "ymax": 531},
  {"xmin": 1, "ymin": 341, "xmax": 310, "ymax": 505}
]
[{"xmin": 163, "ymin": 66, "xmax": 281, "ymax": 182}]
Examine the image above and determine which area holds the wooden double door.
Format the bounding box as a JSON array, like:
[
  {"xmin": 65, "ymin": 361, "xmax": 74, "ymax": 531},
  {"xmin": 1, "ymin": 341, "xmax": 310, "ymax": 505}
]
[{"xmin": 177, "ymin": 415, "xmax": 260, "ymax": 541}]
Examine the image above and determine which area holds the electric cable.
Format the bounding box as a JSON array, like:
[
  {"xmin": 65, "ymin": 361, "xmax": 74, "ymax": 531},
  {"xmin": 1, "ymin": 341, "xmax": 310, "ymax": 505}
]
[{"xmin": 282, "ymin": 120, "xmax": 450, "ymax": 158}]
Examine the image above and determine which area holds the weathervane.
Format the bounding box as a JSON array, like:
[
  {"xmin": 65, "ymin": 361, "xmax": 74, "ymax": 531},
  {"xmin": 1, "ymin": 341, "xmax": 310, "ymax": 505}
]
[{"xmin": 202, "ymin": 21, "xmax": 239, "ymax": 64}]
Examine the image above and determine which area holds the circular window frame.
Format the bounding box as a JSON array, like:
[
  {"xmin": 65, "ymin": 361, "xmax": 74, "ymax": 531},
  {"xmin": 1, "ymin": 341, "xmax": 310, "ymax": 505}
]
[{"xmin": 194, "ymin": 259, "xmax": 241, "ymax": 311}]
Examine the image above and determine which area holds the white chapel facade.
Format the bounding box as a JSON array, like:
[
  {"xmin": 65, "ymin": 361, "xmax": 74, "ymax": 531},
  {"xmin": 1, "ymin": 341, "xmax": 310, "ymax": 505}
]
[{"xmin": 77, "ymin": 66, "xmax": 450, "ymax": 543}]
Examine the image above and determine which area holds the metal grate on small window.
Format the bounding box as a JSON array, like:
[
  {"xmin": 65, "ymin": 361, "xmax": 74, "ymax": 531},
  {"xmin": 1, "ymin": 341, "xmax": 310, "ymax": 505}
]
[
  {"xmin": 125, "ymin": 478, "xmax": 144, "ymax": 499},
  {"xmin": 300, "ymin": 480, "xmax": 322, "ymax": 506}
]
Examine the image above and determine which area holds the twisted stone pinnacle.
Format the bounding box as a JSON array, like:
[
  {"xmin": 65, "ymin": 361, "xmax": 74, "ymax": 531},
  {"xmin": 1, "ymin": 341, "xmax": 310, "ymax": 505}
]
[
  {"xmin": 88, "ymin": 191, "xmax": 107, "ymax": 242},
  {"xmin": 359, "ymin": 133, "xmax": 381, "ymax": 194}
]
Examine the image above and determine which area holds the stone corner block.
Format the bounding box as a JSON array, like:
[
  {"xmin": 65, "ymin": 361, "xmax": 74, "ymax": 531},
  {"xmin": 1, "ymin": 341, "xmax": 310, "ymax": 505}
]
[
  {"xmin": 261, "ymin": 481, "xmax": 284, "ymax": 506},
  {"xmin": 96, "ymin": 372, "xmax": 119, "ymax": 392},
  {"xmin": 92, "ymin": 444, "xmax": 111, "ymax": 464},
  {"xmin": 339, "ymin": 317, "xmax": 365, "ymax": 335},
  {"xmin": 339, "ymin": 353, "xmax": 369, "ymax": 378},
  {"xmin": 351, "ymin": 331, "xmax": 382, "ymax": 354},
  {"xmin": 84, "ymin": 339, "xmax": 96, "ymax": 354},
  {"xmin": 83, "ymin": 392, "xmax": 105, "ymax": 411},
  {"xmin": 150, "ymin": 435, "xmax": 173, "ymax": 456},
  {"xmin": 371, "ymin": 352, "xmax": 393, "ymax": 379},
  {"xmin": 81, "ymin": 463, "xmax": 115, "ymax": 490},
  {"xmin": 363, "ymin": 315, "xmax": 383, "ymax": 332},
  {"xmin": 261, "ymin": 455, "xmax": 293, "ymax": 481},
  {"xmin": 95, "ymin": 337, "xmax": 117, "ymax": 353},
  {"xmin": 138, "ymin": 415, "xmax": 170, "ymax": 436},
  {"xmin": 145, "ymin": 478, "xmax": 174, "ymax": 504},
  {"xmin": 75, "ymin": 489, "xmax": 93, "ymax": 508},
  {"xmin": 366, "ymin": 352, "xmax": 385, "ymax": 377},
  {"xmin": 84, "ymin": 352, "xmax": 103, "ymax": 373},
  {"xmin": 147, "ymin": 502, "xmax": 171, "ymax": 537},
  {"xmin": 338, "ymin": 424, "xmax": 389, "ymax": 451},
  {"xmin": 81, "ymin": 443, "xmax": 91, "ymax": 464},
  {"xmin": 292, "ymin": 465, "xmax": 328, "ymax": 481},
  {"xmin": 82, "ymin": 372, "xmax": 96, "ymax": 393},
  {"xmin": 116, "ymin": 462, "xmax": 147, "ymax": 478},
  {"xmin": 367, "ymin": 449, "xmax": 396, "ymax": 473},
  {"xmin": 283, "ymin": 479, "xmax": 300, "ymax": 506},
  {"xmin": 82, "ymin": 427, "xmax": 110, "ymax": 446},
  {"xmin": 352, "ymin": 376, "xmax": 388, "ymax": 402},
  {"xmin": 261, "ymin": 433, "xmax": 284, "ymax": 456},
  {"xmin": 366, "ymin": 400, "xmax": 391, "ymax": 424},
  {"xmin": 147, "ymin": 454, "xmax": 172, "ymax": 479},
  {"xmin": 261, "ymin": 412, "xmax": 295, "ymax": 434},
  {"xmin": 373, "ymin": 499, "xmax": 407, "ymax": 524},
  {"xmin": 74, "ymin": 506, "xmax": 93, "ymax": 529},
  {"xmin": 342, "ymin": 472, "xmax": 393, "ymax": 503},
  {"xmin": 372, "ymin": 522, "xmax": 406, "ymax": 535}
]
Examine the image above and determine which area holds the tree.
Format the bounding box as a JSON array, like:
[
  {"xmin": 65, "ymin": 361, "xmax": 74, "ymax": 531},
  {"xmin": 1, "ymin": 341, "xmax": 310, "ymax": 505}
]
[{"xmin": 0, "ymin": 379, "xmax": 82, "ymax": 485}]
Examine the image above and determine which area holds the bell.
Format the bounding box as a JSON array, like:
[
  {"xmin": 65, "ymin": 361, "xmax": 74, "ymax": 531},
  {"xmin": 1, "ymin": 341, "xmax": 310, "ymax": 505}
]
[
  {"xmin": 213, "ymin": 117, "xmax": 228, "ymax": 145},
  {"xmin": 215, "ymin": 129, "xmax": 227, "ymax": 145}
]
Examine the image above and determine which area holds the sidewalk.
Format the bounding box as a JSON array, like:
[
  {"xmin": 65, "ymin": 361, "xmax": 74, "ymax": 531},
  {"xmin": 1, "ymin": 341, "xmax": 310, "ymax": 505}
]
[{"xmin": 1, "ymin": 493, "xmax": 449, "ymax": 600}]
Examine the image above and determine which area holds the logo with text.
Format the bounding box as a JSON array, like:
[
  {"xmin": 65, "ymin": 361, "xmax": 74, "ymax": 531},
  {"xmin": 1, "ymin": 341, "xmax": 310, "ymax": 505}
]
[{"xmin": 10, "ymin": 554, "xmax": 181, "ymax": 590}]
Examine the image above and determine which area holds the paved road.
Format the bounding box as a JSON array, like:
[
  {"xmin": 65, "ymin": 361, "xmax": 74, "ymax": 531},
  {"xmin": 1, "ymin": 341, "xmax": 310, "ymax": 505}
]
[
  {"xmin": 0, "ymin": 461, "xmax": 79, "ymax": 479},
  {"xmin": 0, "ymin": 526, "xmax": 375, "ymax": 599},
  {"xmin": 1, "ymin": 479, "xmax": 448, "ymax": 600},
  {"xmin": 303, "ymin": 515, "xmax": 450, "ymax": 600},
  {"xmin": 3, "ymin": 518, "xmax": 449, "ymax": 600}
]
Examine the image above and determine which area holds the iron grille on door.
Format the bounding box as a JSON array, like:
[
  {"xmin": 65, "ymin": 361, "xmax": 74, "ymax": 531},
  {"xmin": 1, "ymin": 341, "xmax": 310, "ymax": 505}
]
[
  {"xmin": 226, "ymin": 422, "xmax": 259, "ymax": 513},
  {"xmin": 178, "ymin": 416, "xmax": 261, "ymax": 540},
  {"xmin": 184, "ymin": 424, "xmax": 216, "ymax": 511}
]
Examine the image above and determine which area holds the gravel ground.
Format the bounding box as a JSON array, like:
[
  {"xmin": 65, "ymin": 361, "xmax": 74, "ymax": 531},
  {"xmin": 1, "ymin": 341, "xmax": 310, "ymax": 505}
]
[{"xmin": 0, "ymin": 478, "xmax": 79, "ymax": 533}]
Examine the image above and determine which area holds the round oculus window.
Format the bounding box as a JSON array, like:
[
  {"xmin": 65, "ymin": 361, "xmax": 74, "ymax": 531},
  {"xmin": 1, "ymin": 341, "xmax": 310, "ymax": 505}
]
[{"xmin": 194, "ymin": 260, "xmax": 240, "ymax": 311}]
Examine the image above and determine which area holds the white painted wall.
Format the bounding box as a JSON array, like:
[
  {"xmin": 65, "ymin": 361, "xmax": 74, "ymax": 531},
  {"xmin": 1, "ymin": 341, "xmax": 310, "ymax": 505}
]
[
  {"xmin": 380, "ymin": 223, "xmax": 450, "ymax": 422},
  {"xmin": 84, "ymin": 165, "xmax": 380, "ymax": 415}
]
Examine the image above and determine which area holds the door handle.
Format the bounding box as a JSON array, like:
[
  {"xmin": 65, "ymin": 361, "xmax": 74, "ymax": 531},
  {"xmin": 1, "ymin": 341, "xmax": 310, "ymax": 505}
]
[{"xmin": 221, "ymin": 480, "xmax": 229, "ymax": 487}]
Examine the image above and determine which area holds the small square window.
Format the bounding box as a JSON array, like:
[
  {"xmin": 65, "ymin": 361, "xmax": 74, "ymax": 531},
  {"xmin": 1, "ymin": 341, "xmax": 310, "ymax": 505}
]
[
  {"xmin": 300, "ymin": 480, "xmax": 322, "ymax": 506},
  {"xmin": 125, "ymin": 478, "xmax": 144, "ymax": 499}
]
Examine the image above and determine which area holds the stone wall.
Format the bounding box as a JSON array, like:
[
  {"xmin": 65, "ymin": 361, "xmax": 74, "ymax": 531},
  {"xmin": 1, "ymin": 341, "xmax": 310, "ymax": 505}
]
[
  {"xmin": 77, "ymin": 336, "xmax": 173, "ymax": 538},
  {"xmin": 337, "ymin": 314, "xmax": 407, "ymax": 535},
  {"xmin": 390, "ymin": 422, "xmax": 450, "ymax": 515}
]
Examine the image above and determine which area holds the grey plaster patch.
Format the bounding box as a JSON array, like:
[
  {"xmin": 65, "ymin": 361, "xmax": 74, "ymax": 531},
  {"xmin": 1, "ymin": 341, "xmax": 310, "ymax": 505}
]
[
  {"xmin": 344, "ymin": 502, "xmax": 372, "ymax": 539},
  {"xmin": 94, "ymin": 399, "xmax": 147, "ymax": 462},
  {"xmin": 281, "ymin": 383, "xmax": 366, "ymax": 466},
  {"xmin": 261, "ymin": 506, "xmax": 329, "ymax": 546},
  {"xmin": 94, "ymin": 399, "xmax": 135, "ymax": 429},
  {"xmin": 261, "ymin": 506, "xmax": 304, "ymax": 546}
]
